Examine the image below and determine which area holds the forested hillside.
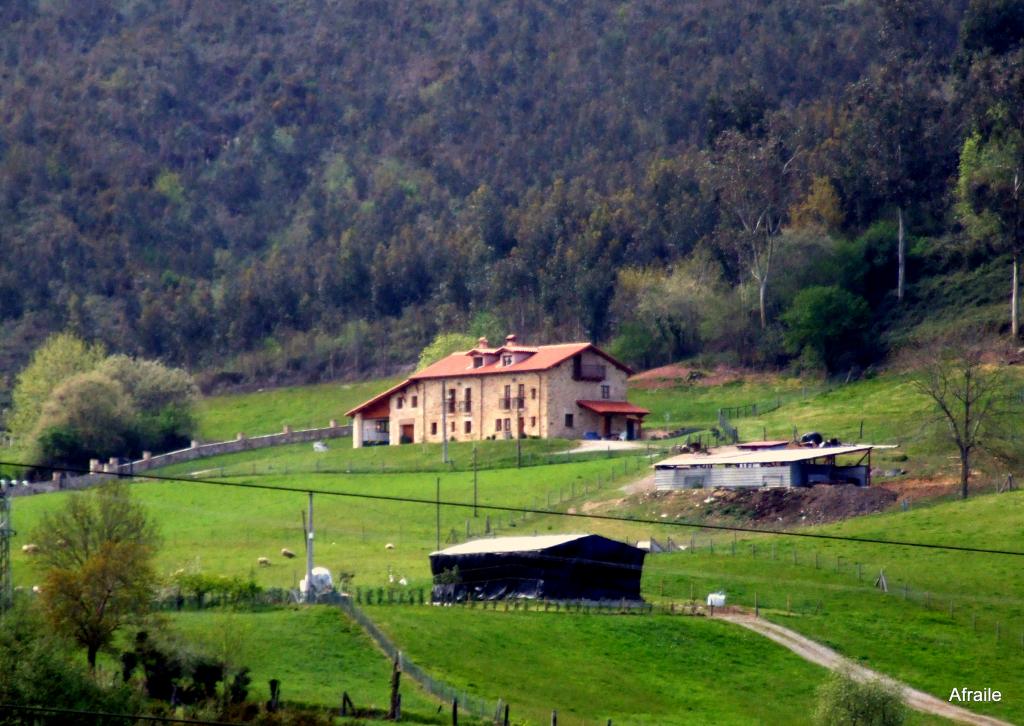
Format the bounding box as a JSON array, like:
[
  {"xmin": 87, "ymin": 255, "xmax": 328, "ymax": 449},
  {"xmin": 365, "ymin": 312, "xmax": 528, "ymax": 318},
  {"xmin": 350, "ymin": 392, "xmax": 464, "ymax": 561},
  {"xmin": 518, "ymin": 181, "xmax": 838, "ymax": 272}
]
[{"xmin": 0, "ymin": 0, "xmax": 1019, "ymax": 393}]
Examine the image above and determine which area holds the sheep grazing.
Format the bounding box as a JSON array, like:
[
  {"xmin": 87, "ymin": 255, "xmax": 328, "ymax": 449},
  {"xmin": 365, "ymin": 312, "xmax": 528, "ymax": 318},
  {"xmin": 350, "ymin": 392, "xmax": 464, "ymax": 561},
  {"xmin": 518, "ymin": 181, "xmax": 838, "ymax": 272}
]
[
  {"xmin": 21, "ymin": 543, "xmax": 40, "ymax": 555},
  {"xmin": 257, "ymin": 556, "xmax": 271, "ymax": 567},
  {"xmin": 280, "ymin": 548, "xmax": 296, "ymax": 559},
  {"xmin": 31, "ymin": 585, "xmax": 41, "ymax": 594},
  {"xmin": 384, "ymin": 543, "xmax": 395, "ymax": 550}
]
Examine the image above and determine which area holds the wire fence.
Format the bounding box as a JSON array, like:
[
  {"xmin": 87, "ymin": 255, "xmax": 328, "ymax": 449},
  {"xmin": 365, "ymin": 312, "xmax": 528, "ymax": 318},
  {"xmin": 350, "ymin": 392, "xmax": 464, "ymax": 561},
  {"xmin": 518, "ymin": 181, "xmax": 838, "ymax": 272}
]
[
  {"xmin": 180, "ymin": 445, "xmax": 667, "ymax": 480},
  {"xmin": 647, "ymin": 529, "xmax": 1024, "ymax": 657},
  {"xmin": 338, "ymin": 597, "xmax": 503, "ymax": 721}
]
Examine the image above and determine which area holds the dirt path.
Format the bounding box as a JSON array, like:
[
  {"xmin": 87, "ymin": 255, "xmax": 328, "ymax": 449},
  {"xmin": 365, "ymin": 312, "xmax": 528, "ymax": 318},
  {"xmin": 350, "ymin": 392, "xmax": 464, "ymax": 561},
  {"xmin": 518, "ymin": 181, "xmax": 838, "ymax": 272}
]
[
  {"xmin": 714, "ymin": 613, "xmax": 1011, "ymax": 725},
  {"xmin": 555, "ymin": 439, "xmax": 649, "ymax": 454}
]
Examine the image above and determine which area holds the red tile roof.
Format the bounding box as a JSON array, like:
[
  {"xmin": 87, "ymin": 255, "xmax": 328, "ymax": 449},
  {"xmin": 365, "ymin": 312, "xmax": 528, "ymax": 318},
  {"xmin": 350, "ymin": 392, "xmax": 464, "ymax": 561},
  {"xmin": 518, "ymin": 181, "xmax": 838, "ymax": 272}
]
[
  {"xmin": 576, "ymin": 400, "xmax": 651, "ymax": 416},
  {"xmin": 345, "ymin": 379, "xmax": 411, "ymax": 418},
  {"xmin": 346, "ymin": 342, "xmax": 634, "ymax": 417}
]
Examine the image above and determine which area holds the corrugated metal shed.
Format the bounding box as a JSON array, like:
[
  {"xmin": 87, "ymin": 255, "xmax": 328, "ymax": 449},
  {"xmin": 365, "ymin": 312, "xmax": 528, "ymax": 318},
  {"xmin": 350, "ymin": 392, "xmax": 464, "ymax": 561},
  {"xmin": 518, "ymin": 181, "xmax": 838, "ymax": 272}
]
[
  {"xmin": 657, "ymin": 445, "xmax": 874, "ymax": 468},
  {"xmin": 431, "ymin": 534, "xmax": 587, "ymax": 556}
]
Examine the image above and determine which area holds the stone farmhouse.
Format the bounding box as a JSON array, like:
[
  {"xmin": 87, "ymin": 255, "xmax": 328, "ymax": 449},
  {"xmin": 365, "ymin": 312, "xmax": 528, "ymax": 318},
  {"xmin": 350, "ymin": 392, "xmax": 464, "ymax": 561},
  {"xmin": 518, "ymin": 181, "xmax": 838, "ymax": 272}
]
[{"xmin": 345, "ymin": 335, "xmax": 650, "ymax": 447}]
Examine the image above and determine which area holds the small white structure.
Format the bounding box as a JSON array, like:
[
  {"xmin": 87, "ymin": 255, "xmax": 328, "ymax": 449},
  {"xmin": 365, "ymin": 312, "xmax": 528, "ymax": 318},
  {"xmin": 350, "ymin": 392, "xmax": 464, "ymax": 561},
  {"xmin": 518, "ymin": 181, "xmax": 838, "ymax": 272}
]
[
  {"xmin": 707, "ymin": 592, "xmax": 726, "ymax": 607},
  {"xmin": 313, "ymin": 441, "xmax": 329, "ymax": 453},
  {"xmin": 300, "ymin": 566, "xmax": 334, "ymax": 596}
]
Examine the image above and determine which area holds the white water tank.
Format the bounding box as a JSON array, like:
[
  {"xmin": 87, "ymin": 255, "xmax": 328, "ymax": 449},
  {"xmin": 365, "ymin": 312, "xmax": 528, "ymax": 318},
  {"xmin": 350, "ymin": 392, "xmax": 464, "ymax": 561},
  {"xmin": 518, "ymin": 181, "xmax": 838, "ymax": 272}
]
[
  {"xmin": 300, "ymin": 566, "xmax": 334, "ymax": 596},
  {"xmin": 706, "ymin": 592, "xmax": 726, "ymax": 607}
]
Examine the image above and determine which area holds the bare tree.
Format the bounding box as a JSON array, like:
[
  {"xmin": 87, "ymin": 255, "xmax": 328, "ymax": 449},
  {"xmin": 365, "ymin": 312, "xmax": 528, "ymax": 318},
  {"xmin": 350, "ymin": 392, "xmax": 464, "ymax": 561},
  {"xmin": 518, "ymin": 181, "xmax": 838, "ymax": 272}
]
[
  {"xmin": 705, "ymin": 127, "xmax": 801, "ymax": 329},
  {"xmin": 911, "ymin": 335, "xmax": 1016, "ymax": 499}
]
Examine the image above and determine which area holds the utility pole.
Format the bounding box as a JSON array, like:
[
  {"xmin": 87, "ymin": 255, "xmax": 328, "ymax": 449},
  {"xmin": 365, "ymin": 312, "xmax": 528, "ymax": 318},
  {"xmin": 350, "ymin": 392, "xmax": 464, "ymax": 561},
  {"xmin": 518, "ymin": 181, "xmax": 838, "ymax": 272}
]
[
  {"xmin": 435, "ymin": 477, "xmax": 441, "ymax": 552},
  {"xmin": 441, "ymin": 380, "xmax": 449, "ymax": 464},
  {"xmin": 305, "ymin": 492, "xmax": 315, "ymax": 604},
  {"xmin": 0, "ymin": 480, "xmax": 12, "ymax": 611},
  {"xmin": 472, "ymin": 446, "xmax": 478, "ymax": 518}
]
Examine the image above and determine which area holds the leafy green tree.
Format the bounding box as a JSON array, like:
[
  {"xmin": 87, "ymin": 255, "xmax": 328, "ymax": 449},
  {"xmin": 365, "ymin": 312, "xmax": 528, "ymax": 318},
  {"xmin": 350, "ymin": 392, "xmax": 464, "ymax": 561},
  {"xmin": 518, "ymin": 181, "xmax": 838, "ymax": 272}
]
[
  {"xmin": 956, "ymin": 130, "xmax": 1024, "ymax": 338},
  {"xmin": 97, "ymin": 355, "xmax": 198, "ymax": 451},
  {"xmin": 416, "ymin": 332, "xmax": 478, "ymax": 370},
  {"xmin": 957, "ymin": 1, "xmax": 1024, "ymax": 338},
  {"xmin": 32, "ymin": 481, "xmax": 159, "ymax": 670},
  {"xmin": 32, "ymin": 372, "xmax": 133, "ymax": 467},
  {"xmin": 0, "ymin": 601, "xmax": 139, "ymax": 720},
  {"xmin": 813, "ymin": 671, "xmax": 907, "ymax": 726},
  {"xmin": 782, "ymin": 286, "xmax": 871, "ymax": 372},
  {"xmin": 836, "ymin": 63, "xmax": 949, "ymax": 304},
  {"xmin": 7, "ymin": 333, "xmax": 105, "ymax": 441}
]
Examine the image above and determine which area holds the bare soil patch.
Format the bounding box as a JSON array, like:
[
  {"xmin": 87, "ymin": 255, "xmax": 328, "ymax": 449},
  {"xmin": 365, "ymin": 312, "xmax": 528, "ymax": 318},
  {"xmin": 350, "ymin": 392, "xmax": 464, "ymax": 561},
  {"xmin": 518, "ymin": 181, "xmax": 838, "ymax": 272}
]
[
  {"xmin": 629, "ymin": 363, "xmax": 780, "ymax": 389},
  {"xmin": 606, "ymin": 484, "xmax": 899, "ymax": 526}
]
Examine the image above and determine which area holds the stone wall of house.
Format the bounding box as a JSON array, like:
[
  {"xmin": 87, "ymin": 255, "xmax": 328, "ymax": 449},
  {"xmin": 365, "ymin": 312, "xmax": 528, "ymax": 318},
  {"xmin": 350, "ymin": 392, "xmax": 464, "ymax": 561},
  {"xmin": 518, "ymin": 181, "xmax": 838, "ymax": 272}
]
[
  {"xmin": 11, "ymin": 422, "xmax": 351, "ymax": 497},
  {"xmin": 543, "ymin": 353, "xmax": 630, "ymax": 439}
]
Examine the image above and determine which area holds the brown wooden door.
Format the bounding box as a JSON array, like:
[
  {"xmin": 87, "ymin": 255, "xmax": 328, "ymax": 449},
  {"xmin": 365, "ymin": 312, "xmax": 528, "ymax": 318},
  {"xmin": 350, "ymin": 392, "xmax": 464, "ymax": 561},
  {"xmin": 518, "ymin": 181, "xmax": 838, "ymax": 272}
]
[
  {"xmin": 518, "ymin": 417, "xmax": 525, "ymax": 437},
  {"xmin": 400, "ymin": 424, "xmax": 414, "ymax": 443}
]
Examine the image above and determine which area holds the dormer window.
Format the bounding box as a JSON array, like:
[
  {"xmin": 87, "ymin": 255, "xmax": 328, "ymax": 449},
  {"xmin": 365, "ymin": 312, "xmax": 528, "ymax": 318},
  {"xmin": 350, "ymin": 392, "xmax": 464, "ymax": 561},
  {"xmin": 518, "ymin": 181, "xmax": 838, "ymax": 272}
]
[
  {"xmin": 502, "ymin": 355, "xmax": 513, "ymax": 366},
  {"xmin": 473, "ymin": 356, "xmax": 484, "ymax": 368}
]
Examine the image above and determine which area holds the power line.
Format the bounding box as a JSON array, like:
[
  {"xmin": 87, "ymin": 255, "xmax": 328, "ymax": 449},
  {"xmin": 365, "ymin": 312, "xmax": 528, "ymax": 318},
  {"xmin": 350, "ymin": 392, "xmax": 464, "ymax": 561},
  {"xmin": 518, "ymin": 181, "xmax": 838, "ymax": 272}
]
[{"xmin": 5, "ymin": 460, "xmax": 1024, "ymax": 558}]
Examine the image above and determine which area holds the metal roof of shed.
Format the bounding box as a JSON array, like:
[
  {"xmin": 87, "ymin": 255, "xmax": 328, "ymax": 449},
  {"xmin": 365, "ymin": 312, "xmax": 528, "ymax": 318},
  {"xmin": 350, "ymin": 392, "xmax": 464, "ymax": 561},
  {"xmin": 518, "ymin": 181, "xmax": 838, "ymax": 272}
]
[
  {"xmin": 656, "ymin": 445, "xmax": 875, "ymax": 468},
  {"xmin": 430, "ymin": 534, "xmax": 590, "ymax": 556}
]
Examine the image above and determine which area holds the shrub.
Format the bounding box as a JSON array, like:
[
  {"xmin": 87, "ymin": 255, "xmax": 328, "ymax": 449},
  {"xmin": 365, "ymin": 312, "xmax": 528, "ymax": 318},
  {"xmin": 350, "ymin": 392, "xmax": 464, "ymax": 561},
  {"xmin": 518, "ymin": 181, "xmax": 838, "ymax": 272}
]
[
  {"xmin": 813, "ymin": 671, "xmax": 907, "ymax": 726},
  {"xmin": 782, "ymin": 286, "xmax": 871, "ymax": 372}
]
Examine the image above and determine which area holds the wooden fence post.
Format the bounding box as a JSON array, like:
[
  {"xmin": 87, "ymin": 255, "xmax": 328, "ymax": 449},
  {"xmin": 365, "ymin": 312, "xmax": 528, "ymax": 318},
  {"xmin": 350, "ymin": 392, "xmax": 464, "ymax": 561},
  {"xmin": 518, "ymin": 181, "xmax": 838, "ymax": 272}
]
[
  {"xmin": 551, "ymin": 709, "xmax": 558, "ymax": 726},
  {"xmin": 452, "ymin": 697, "xmax": 458, "ymax": 725}
]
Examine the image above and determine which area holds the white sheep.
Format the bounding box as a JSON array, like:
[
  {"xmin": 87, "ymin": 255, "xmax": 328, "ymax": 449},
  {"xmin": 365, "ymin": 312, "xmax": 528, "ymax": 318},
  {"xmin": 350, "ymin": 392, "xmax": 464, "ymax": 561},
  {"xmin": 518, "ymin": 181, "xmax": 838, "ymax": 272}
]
[
  {"xmin": 385, "ymin": 543, "xmax": 395, "ymax": 550},
  {"xmin": 257, "ymin": 556, "xmax": 271, "ymax": 567},
  {"xmin": 21, "ymin": 543, "xmax": 39, "ymax": 555},
  {"xmin": 31, "ymin": 585, "xmax": 41, "ymax": 594},
  {"xmin": 281, "ymin": 548, "xmax": 296, "ymax": 559}
]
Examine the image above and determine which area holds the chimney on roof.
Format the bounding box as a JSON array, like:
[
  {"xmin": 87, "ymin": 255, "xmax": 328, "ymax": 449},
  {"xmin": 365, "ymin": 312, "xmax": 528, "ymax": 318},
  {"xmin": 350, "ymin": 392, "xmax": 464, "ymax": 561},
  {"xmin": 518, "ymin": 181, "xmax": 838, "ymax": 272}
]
[
  {"xmin": 477, "ymin": 336, "xmax": 489, "ymax": 348},
  {"xmin": 505, "ymin": 333, "xmax": 518, "ymax": 346}
]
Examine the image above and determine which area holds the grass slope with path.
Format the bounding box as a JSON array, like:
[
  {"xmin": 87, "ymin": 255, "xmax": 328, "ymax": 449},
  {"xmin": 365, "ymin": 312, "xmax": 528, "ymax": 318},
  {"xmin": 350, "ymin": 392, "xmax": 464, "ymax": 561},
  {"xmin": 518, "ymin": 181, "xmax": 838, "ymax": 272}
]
[
  {"xmin": 368, "ymin": 606, "xmax": 828, "ymax": 726},
  {"xmin": 166, "ymin": 606, "xmax": 457, "ymax": 722}
]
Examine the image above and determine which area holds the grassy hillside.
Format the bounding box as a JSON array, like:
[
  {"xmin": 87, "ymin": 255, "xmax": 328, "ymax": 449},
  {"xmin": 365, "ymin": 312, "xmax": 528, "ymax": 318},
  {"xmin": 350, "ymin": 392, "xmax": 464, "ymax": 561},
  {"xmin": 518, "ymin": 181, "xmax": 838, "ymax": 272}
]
[
  {"xmin": 195, "ymin": 377, "xmax": 402, "ymax": 441},
  {"xmin": 166, "ymin": 607, "xmax": 449, "ymax": 721},
  {"xmin": 10, "ymin": 372, "xmax": 1018, "ymax": 722},
  {"xmin": 11, "ymin": 451, "xmax": 653, "ymax": 593},
  {"xmin": 152, "ymin": 436, "xmax": 631, "ymax": 477},
  {"xmin": 368, "ymin": 607, "xmax": 829, "ymax": 726}
]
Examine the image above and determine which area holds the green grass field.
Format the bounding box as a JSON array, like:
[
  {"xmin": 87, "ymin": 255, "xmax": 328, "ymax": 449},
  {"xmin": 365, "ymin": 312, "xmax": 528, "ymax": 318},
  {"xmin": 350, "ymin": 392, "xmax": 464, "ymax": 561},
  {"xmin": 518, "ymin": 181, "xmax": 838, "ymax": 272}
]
[
  {"xmin": 195, "ymin": 377, "xmax": 401, "ymax": 441},
  {"xmin": 152, "ymin": 436, "xmax": 646, "ymax": 478},
  {"xmin": 628, "ymin": 375, "xmax": 809, "ymax": 431},
  {"xmin": 10, "ymin": 371, "xmax": 1020, "ymax": 723},
  {"xmin": 368, "ymin": 607, "xmax": 828, "ymax": 725},
  {"xmin": 11, "ymin": 451, "xmax": 653, "ymax": 593},
  {"xmin": 165, "ymin": 607, "xmax": 452, "ymax": 721}
]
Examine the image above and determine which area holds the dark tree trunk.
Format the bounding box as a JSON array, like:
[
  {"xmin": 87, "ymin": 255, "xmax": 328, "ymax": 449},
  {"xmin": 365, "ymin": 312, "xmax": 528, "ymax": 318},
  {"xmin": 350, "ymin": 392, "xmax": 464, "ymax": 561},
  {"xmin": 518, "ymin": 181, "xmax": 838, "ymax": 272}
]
[
  {"xmin": 87, "ymin": 643, "xmax": 99, "ymax": 671},
  {"xmin": 897, "ymin": 205, "xmax": 906, "ymax": 303},
  {"xmin": 960, "ymin": 448, "xmax": 970, "ymax": 500}
]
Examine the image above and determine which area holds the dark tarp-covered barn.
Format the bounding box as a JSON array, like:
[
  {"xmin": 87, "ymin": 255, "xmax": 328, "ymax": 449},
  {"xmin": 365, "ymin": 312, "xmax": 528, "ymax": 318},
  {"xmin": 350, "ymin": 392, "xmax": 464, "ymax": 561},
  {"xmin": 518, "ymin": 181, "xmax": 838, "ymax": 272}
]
[{"xmin": 429, "ymin": 534, "xmax": 646, "ymax": 603}]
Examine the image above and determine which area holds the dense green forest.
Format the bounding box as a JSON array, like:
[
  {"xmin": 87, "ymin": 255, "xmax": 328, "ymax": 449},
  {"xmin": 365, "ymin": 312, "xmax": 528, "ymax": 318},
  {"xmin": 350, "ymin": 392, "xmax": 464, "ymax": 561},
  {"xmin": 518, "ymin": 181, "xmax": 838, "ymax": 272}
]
[{"xmin": 1, "ymin": 0, "xmax": 1021, "ymax": 394}]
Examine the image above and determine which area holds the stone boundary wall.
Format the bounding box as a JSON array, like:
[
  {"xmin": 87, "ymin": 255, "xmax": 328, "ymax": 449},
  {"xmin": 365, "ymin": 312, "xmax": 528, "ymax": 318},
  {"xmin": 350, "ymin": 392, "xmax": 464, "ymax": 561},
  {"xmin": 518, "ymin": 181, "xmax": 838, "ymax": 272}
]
[{"xmin": 11, "ymin": 422, "xmax": 352, "ymax": 497}]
